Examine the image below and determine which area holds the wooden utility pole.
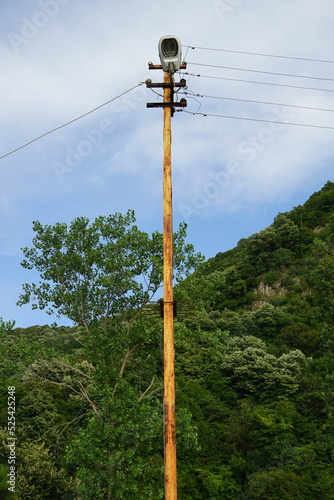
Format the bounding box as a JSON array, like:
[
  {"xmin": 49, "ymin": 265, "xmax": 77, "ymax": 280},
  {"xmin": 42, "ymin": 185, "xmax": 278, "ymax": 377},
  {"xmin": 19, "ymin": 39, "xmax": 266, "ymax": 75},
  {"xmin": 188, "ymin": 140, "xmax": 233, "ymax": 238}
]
[
  {"xmin": 162, "ymin": 71, "xmax": 177, "ymax": 500},
  {"xmin": 146, "ymin": 50, "xmax": 187, "ymax": 499}
]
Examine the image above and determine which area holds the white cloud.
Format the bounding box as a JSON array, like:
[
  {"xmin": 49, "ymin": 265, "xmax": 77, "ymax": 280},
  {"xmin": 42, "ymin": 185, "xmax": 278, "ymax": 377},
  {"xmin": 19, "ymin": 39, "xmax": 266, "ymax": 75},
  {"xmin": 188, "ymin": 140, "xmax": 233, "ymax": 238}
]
[{"xmin": 1, "ymin": 0, "xmax": 334, "ymax": 324}]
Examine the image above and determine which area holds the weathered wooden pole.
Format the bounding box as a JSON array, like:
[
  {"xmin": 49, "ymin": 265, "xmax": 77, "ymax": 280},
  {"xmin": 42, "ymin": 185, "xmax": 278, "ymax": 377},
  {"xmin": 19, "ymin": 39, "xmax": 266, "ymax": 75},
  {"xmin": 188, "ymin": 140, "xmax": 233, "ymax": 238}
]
[
  {"xmin": 163, "ymin": 70, "xmax": 177, "ymax": 500},
  {"xmin": 146, "ymin": 39, "xmax": 187, "ymax": 496}
]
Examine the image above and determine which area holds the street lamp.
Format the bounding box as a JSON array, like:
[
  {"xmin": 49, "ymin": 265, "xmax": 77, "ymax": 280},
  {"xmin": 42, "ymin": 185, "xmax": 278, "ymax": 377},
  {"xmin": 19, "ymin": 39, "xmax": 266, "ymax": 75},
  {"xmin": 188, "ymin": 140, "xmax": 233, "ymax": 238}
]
[{"xmin": 158, "ymin": 35, "xmax": 182, "ymax": 74}]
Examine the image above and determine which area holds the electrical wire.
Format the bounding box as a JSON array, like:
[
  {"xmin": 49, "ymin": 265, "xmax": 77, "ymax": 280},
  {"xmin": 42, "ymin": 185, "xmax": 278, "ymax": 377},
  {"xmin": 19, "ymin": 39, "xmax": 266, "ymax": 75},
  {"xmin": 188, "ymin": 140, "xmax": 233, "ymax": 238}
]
[
  {"xmin": 2, "ymin": 73, "xmax": 333, "ymax": 164},
  {"xmin": 179, "ymin": 109, "xmax": 334, "ymax": 130},
  {"xmin": 187, "ymin": 62, "xmax": 334, "ymax": 82},
  {"xmin": 0, "ymin": 82, "xmax": 145, "ymax": 161},
  {"xmin": 149, "ymin": 87, "xmax": 164, "ymax": 99},
  {"xmin": 184, "ymin": 72, "xmax": 334, "ymax": 93},
  {"xmin": 181, "ymin": 91, "xmax": 334, "ymax": 113},
  {"xmin": 182, "ymin": 93, "xmax": 202, "ymax": 113},
  {"xmin": 184, "ymin": 45, "xmax": 334, "ymax": 64}
]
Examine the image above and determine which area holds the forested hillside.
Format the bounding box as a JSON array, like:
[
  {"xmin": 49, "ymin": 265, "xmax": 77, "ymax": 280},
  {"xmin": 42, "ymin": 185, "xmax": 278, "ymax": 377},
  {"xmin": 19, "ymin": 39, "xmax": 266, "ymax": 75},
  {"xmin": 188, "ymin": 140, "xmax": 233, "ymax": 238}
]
[{"xmin": 1, "ymin": 183, "xmax": 334, "ymax": 499}]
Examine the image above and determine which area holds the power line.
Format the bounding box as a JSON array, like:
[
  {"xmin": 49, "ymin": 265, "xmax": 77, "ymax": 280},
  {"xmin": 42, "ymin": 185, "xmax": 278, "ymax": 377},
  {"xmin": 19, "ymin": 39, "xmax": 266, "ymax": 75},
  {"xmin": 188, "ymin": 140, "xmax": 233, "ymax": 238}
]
[
  {"xmin": 187, "ymin": 62, "xmax": 334, "ymax": 82},
  {"xmin": 184, "ymin": 45, "xmax": 334, "ymax": 64},
  {"xmin": 0, "ymin": 82, "xmax": 145, "ymax": 161},
  {"xmin": 179, "ymin": 109, "xmax": 334, "ymax": 130},
  {"xmin": 184, "ymin": 72, "xmax": 334, "ymax": 93},
  {"xmin": 181, "ymin": 91, "xmax": 334, "ymax": 113}
]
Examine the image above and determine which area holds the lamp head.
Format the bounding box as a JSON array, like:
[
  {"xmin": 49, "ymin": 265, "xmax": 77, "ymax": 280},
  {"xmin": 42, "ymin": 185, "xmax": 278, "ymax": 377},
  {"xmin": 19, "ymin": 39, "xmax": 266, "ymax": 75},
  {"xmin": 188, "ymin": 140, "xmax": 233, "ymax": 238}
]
[{"xmin": 158, "ymin": 36, "xmax": 182, "ymax": 74}]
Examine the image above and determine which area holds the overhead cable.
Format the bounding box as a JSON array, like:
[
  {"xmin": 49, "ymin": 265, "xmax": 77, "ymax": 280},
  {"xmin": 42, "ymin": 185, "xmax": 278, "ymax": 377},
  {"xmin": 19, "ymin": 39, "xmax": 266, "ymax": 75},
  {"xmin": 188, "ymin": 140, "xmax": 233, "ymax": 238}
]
[
  {"xmin": 184, "ymin": 72, "xmax": 334, "ymax": 93},
  {"xmin": 0, "ymin": 82, "xmax": 145, "ymax": 161},
  {"xmin": 184, "ymin": 45, "xmax": 334, "ymax": 64},
  {"xmin": 182, "ymin": 91, "xmax": 334, "ymax": 113},
  {"xmin": 179, "ymin": 109, "xmax": 334, "ymax": 130},
  {"xmin": 187, "ymin": 62, "xmax": 334, "ymax": 82}
]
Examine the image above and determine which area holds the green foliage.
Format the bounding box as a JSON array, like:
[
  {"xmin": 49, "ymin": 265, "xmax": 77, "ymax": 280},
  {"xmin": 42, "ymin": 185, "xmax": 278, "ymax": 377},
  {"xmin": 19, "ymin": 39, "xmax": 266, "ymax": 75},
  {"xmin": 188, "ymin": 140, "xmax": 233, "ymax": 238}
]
[
  {"xmin": 17, "ymin": 442, "xmax": 78, "ymax": 499},
  {"xmin": 18, "ymin": 210, "xmax": 203, "ymax": 329},
  {"xmin": 246, "ymin": 468, "xmax": 311, "ymax": 500},
  {"xmin": 280, "ymin": 323, "xmax": 320, "ymax": 355},
  {"xmin": 221, "ymin": 335, "xmax": 308, "ymax": 399},
  {"xmin": 66, "ymin": 399, "xmax": 164, "ymax": 500},
  {"xmin": 196, "ymin": 465, "xmax": 241, "ymax": 499},
  {"xmin": 3, "ymin": 185, "xmax": 334, "ymax": 498},
  {"xmin": 244, "ymin": 215, "xmax": 300, "ymax": 274},
  {"xmin": 11, "ymin": 205, "xmax": 203, "ymax": 498},
  {"xmin": 0, "ymin": 464, "xmax": 19, "ymax": 499},
  {"xmin": 299, "ymin": 180, "xmax": 334, "ymax": 228},
  {"xmin": 305, "ymin": 243, "xmax": 334, "ymax": 323}
]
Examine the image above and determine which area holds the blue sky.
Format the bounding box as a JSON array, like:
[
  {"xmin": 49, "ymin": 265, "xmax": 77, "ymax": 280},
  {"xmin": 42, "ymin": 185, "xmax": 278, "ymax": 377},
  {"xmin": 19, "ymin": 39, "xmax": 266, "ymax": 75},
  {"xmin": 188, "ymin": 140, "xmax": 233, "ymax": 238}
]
[{"xmin": 1, "ymin": 0, "xmax": 334, "ymax": 327}]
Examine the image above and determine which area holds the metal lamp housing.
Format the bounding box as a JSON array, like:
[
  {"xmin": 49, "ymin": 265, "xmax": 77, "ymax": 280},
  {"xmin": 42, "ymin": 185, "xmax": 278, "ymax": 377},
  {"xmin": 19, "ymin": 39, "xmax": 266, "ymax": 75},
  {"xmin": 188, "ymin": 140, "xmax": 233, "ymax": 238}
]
[{"xmin": 158, "ymin": 36, "xmax": 182, "ymax": 74}]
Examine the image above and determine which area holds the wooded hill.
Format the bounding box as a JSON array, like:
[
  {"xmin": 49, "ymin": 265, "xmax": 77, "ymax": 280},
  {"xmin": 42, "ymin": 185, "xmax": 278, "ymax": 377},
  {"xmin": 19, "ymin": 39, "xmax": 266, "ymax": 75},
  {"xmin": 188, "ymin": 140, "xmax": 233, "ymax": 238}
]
[{"xmin": 1, "ymin": 182, "xmax": 334, "ymax": 499}]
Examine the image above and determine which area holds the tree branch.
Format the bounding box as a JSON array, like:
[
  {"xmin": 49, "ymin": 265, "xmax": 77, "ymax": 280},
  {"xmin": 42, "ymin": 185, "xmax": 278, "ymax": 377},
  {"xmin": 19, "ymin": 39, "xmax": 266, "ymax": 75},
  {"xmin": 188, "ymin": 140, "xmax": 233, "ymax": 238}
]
[{"xmin": 139, "ymin": 376, "xmax": 156, "ymax": 401}]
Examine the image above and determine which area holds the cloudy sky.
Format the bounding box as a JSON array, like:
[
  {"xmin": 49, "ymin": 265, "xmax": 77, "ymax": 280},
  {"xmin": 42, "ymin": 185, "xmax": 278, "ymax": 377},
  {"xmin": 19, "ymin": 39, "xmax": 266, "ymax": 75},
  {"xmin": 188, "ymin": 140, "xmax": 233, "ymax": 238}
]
[{"xmin": 1, "ymin": 0, "xmax": 334, "ymax": 327}]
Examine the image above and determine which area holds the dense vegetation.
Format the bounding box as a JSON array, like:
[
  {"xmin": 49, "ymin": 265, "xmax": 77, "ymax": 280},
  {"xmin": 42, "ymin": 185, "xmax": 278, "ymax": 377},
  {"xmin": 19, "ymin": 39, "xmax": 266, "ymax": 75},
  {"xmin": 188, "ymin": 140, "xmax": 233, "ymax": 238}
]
[{"xmin": 1, "ymin": 183, "xmax": 334, "ymax": 498}]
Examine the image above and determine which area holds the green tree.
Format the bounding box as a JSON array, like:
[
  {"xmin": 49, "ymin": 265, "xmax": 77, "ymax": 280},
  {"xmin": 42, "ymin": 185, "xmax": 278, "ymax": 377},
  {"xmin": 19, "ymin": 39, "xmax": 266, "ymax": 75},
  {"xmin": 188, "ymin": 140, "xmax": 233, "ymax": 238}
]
[
  {"xmin": 246, "ymin": 468, "xmax": 310, "ymax": 500},
  {"xmin": 17, "ymin": 441, "xmax": 78, "ymax": 499},
  {"xmin": 17, "ymin": 210, "xmax": 203, "ymax": 332},
  {"xmin": 221, "ymin": 336, "xmax": 308, "ymax": 399},
  {"xmin": 15, "ymin": 212, "xmax": 203, "ymax": 498},
  {"xmin": 306, "ymin": 242, "xmax": 334, "ymax": 324}
]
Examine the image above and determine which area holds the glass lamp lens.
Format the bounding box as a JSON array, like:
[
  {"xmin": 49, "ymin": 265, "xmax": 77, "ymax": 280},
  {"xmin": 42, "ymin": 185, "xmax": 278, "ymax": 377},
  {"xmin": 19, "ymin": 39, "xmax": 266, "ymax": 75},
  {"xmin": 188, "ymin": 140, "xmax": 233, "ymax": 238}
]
[{"xmin": 162, "ymin": 39, "xmax": 177, "ymax": 57}]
